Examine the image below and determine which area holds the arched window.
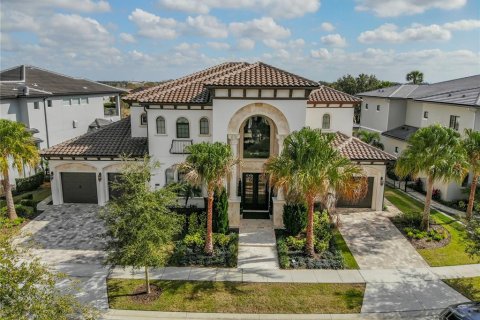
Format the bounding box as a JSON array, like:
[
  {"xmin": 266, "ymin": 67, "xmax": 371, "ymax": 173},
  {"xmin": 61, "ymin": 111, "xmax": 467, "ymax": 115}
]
[
  {"xmin": 322, "ymin": 114, "xmax": 331, "ymax": 129},
  {"xmin": 176, "ymin": 117, "xmax": 190, "ymax": 138},
  {"xmin": 140, "ymin": 112, "xmax": 147, "ymax": 125},
  {"xmin": 156, "ymin": 116, "xmax": 166, "ymax": 134},
  {"xmin": 243, "ymin": 116, "xmax": 270, "ymax": 159},
  {"xmin": 199, "ymin": 117, "xmax": 209, "ymax": 135}
]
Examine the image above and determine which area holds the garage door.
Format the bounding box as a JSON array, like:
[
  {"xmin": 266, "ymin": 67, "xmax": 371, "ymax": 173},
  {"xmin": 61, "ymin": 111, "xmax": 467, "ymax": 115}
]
[
  {"xmin": 107, "ymin": 173, "xmax": 124, "ymax": 200},
  {"xmin": 337, "ymin": 177, "xmax": 374, "ymax": 208},
  {"xmin": 61, "ymin": 172, "xmax": 98, "ymax": 204}
]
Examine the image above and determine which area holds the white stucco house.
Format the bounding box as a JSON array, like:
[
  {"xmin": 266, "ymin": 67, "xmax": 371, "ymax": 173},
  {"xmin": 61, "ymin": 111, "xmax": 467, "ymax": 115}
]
[
  {"xmin": 0, "ymin": 65, "xmax": 126, "ymax": 185},
  {"xmin": 42, "ymin": 62, "xmax": 394, "ymax": 227},
  {"xmin": 357, "ymin": 75, "xmax": 480, "ymax": 201}
]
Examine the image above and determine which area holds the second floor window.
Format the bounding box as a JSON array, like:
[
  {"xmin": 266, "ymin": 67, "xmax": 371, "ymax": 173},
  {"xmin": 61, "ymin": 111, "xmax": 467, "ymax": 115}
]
[
  {"xmin": 449, "ymin": 115, "xmax": 460, "ymax": 131},
  {"xmin": 322, "ymin": 114, "xmax": 331, "ymax": 129},
  {"xmin": 423, "ymin": 111, "xmax": 429, "ymax": 119},
  {"xmin": 34, "ymin": 101, "xmax": 39, "ymax": 109},
  {"xmin": 140, "ymin": 113, "xmax": 147, "ymax": 125},
  {"xmin": 156, "ymin": 116, "xmax": 166, "ymax": 134},
  {"xmin": 365, "ymin": 103, "xmax": 369, "ymax": 110},
  {"xmin": 199, "ymin": 117, "xmax": 209, "ymax": 135},
  {"xmin": 176, "ymin": 117, "xmax": 190, "ymax": 138}
]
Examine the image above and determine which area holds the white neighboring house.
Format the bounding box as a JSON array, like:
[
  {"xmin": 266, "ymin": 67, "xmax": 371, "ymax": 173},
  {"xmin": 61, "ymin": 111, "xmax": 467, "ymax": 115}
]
[
  {"xmin": 42, "ymin": 62, "xmax": 394, "ymax": 228},
  {"xmin": 357, "ymin": 75, "xmax": 480, "ymax": 201},
  {"xmin": 0, "ymin": 65, "xmax": 126, "ymax": 185}
]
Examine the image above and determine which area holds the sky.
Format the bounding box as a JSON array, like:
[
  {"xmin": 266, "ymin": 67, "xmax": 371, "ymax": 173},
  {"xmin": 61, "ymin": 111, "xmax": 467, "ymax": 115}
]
[{"xmin": 1, "ymin": 0, "xmax": 479, "ymax": 83}]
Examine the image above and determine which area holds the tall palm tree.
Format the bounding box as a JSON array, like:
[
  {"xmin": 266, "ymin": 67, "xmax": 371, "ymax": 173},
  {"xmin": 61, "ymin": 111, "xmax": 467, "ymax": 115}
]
[
  {"xmin": 266, "ymin": 128, "xmax": 366, "ymax": 256},
  {"xmin": 180, "ymin": 142, "xmax": 237, "ymax": 254},
  {"xmin": 356, "ymin": 130, "xmax": 384, "ymax": 150},
  {"xmin": 395, "ymin": 124, "xmax": 467, "ymax": 230},
  {"xmin": 463, "ymin": 129, "xmax": 480, "ymax": 220},
  {"xmin": 406, "ymin": 70, "xmax": 424, "ymax": 84},
  {"xmin": 0, "ymin": 119, "xmax": 40, "ymax": 220}
]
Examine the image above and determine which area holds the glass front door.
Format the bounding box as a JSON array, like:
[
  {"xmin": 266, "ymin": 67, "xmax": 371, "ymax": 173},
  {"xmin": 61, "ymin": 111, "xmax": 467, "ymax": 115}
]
[{"xmin": 242, "ymin": 173, "xmax": 269, "ymax": 211}]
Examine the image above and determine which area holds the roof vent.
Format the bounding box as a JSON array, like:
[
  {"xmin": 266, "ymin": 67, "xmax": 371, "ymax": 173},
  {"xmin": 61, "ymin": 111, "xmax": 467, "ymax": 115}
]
[
  {"xmin": 19, "ymin": 85, "xmax": 29, "ymax": 96},
  {"xmin": 448, "ymin": 93, "xmax": 452, "ymax": 97}
]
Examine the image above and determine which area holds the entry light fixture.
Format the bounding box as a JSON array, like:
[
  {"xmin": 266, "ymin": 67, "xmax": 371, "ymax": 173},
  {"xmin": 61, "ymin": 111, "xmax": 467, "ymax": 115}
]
[
  {"xmin": 380, "ymin": 177, "xmax": 384, "ymax": 186},
  {"xmin": 98, "ymin": 172, "xmax": 102, "ymax": 182},
  {"xmin": 50, "ymin": 171, "xmax": 54, "ymax": 179}
]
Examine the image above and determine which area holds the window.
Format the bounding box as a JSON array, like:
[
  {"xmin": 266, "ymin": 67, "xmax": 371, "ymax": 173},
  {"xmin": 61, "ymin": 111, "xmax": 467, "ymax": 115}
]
[
  {"xmin": 81, "ymin": 97, "xmax": 88, "ymax": 104},
  {"xmin": 140, "ymin": 113, "xmax": 147, "ymax": 126},
  {"xmin": 33, "ymin": 101, "xmax": 39, "ymax": 109},
  {"xmin": 395, "ymin": 147, "xmax": 399, "ymax": 153},
  {"xmin": 322, "ymin": 114, "xmax": 331, "ymax": 129},
  {"xmin": 199, "ymin": 117, "xmax": 209, "ymax": 135},
  {"xmin": 376, "ymin": 105, "xmax": 380, "ymax": 111},
  {"xmin": 243, "ymin": 116, "xmax": 270, "ymax": 158},
  {"xmin": 165, "ymin": 167, "xmax": 175, "ymax": 185},
  {"xmin": 156, "ymin": 116, "xmax": 166, "ymax": 134},
  {"xmin": 449, "ymin": 115, "xmax": 460, "ymax": 131},
  {"xmin": 47, "ymin": 100, "xmax": 52, "ymax": 107},
  {"xmin": 423, "ymin": 111, "xmax": 429, "ymax": 119},
  {"xmin": 63, "ymin": 98, "xmax": 71, "ymax": 106},
  {"xmin": 462, "ymin": 174, "xmax": 469, "ymax": 188},
  {"xmin": 177, "ymin": 171, "xmax": 186, "ymax": 182},
  {"xmin": 365, "ymin": 103, "xmax": 369, "ymax": 110},
  {"xmin": 176, "ymin": 117, "xmax": 190, "ymax": 138}
]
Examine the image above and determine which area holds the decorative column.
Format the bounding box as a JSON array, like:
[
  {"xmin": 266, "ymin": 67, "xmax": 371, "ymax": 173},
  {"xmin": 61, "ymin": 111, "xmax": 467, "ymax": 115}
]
[
  {"xmin": 275, "ymin": 134, "xmax": 287, "ymax": 201},
  {"xmin": 273, "ymin": 133, "xmax": 287, "ymax": 228},
  {"xmin": 227, "ymin": 133, "xmax": 241, "ymax": 228}
]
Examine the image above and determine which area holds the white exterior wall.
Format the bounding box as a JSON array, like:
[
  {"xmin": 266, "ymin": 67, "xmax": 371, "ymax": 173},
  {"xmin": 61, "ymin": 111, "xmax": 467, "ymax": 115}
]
[
  {"xmin": 382, "ymin": 136, "xmax": 409, "ymax": 157},
  {"xmin": 475, "ymin": 110, "xmax": 480, "ymax": 131},
  {"xmin": 419, "ymin": 101, "xmax": 476, "ymax": 133},
  {"xmin": 0, "ymin": 99, "xmax": 21, "ymax": 122},
  {"xmin": 387, "ymin": 100, "xmax": 407, "ymax": 129},
  {"xmin": 130, "ymin": 106, "xmax": 148, "ymax": 137},
  {"xmin": 362, "ymin": 164, "xmax": 387, "ymax": 211},
  {"xmin": 359, "ymin": 97, "xmax": 390, "ymax": 132},
  {"xmin": 306, "ymin": 106, "xmax": 354, "ymax": 135},
  {"xmin": 405, "ymin": 100, "xmax": 424, "ymax": 128}
]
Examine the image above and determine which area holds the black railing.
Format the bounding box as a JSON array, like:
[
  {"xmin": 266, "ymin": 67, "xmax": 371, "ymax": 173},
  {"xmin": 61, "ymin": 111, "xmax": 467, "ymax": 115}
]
[{"xmin": 170, "ymin": 139, "xmax": 193, "ymax": 154}]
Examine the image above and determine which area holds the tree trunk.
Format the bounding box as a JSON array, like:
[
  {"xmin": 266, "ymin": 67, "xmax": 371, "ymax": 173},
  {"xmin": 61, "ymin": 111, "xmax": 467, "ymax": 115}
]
[
  {"xmin": 2, "ymin": 169, "xmax": 17, "ymax": 220},
  {"xmin": 204, "ymin": 190, "xmax": 214, "ymax": 255},
  {"xmin": 145, "ymin": 266, "xmax": 151, "ymax": 294},
  {"xmin": 305, "ymin": 196, "xmax": 315, "ymax": 257},
  {"xmin": 466, "ymin": 174, "xmax": 478, "ymax": 221},
  {"xmin": 421, "ymin": 176, "xmax": 433, "ymax": 231}
]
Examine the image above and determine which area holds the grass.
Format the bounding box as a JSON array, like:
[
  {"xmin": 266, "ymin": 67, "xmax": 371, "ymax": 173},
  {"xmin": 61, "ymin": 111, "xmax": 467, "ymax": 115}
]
[
  {"xmin": 385, "ymin": 187, "xmax": 478, "ymax": 266},
  {"xmin": 107, "ymin": 279, "xmax": 365, "ymax": 314},
  {"xmin": 444, "ymin": 277, "xmax": 480, "ymax": 301},
  {"xmin": 333, "ymin": 229, "xmax": 360, "ymax": 269}
]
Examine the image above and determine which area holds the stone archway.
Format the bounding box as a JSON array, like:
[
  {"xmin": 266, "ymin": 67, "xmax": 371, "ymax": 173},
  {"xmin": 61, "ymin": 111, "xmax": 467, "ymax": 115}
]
[{"xmin": 227, "ymin": 103, "xmax": 290, "ymax": 135}]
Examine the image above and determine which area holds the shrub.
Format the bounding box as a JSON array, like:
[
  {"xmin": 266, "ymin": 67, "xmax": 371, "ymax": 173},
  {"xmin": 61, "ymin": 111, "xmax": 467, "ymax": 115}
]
[
  {"xmin": 187, "ymin": 212, "xmax": 206, "ymax": 235},
  {"xmin": 403, "ymin": 227, "xmax": 446, "ymax": 242},
  {"xmin": 412, "ymin": 178, "xmax": 424, "ymax": 193},
  {"xmin": 276, "ymin": 238, "xmax": 290, "ymax": 268},
  {"xmin": 14, "ymin": 204, "xmax": 34, "ymax": 218},
  {"xmin": 213, "ymin": 233, "xmax": 231, "ymax": 247},
  {"xmin": 285, "ymin": 236, "xmax": 306, "ymax": 251},
  {"xmin": 394, "ymin": 210, "xmax": 422, "ymax": 228},
  {"xmin": 432, "ymin": 189, "xmax": 441, "ymax": 201},
  {"xmin": 283, "ymin": 203, "xmax": 306, "ymax": 235},
  {"xmin": 15, "ymin": 172, "xmax": 45, "ymax": 193},
  {"xmin": 183, "ymin": 232, "xmax": 205, "ymax": 248},
  {"xmin": 0, "ymin": 217, "xmax": 25, "ymax": 229},
  {"xmin": 213, "ymin": 188, "xmax": 229, "ymax": 234}
]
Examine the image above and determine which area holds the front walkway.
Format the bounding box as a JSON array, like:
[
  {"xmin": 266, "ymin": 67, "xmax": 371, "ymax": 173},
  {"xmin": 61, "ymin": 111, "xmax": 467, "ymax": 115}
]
[{"xmin": 237, "ymin": 219, "xmax": 279, "ymax": 269}]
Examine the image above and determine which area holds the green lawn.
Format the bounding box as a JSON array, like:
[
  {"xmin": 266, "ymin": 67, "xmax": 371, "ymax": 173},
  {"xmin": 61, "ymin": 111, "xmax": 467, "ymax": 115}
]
[
  {"xmin": 107, "ymin": 279, "xmax": 365, "ymax": 314},
  {"xmin": 333, "ymin": 229, "xmax": 360, "ymax": 269},
  {"xmin": 385, "ymin": 187, "xmax": 478, "ymax": 266},
  {"xmin": 444, "ymin": 277, "xmax": 480, "ymax": 301}
]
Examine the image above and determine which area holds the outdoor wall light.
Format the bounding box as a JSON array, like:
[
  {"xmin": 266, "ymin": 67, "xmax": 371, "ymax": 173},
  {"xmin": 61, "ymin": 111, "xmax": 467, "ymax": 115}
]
[
  {"xmin": 98, "ymin": 172, "xmax": 102, "ymax": 182},
  {"xmin": 50, "ymin": 171, "xmax": 54, "ymax": 179},
  {"xmin": 380, "ymin": 177, "xmax": 384, "ymax": 186}
]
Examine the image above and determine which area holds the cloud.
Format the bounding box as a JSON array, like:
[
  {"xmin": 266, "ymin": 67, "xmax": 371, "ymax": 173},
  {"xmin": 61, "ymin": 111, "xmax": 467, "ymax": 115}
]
[
  {"xmin": 157, "ymin": 0, "xmax": 320, "ymax": 19},
  {"xmin": 443, "ymin": 19, "xmax": 480, "ymax": 31},
  {"xmin": 128, "ymin": 8, "xmax": 178, "ymax": 39},
  {"xmin": 174, "ymin": 42, "xmax": 201, "ymax": 51},
  {"xmin": 230, "ymin": 17, "xmax": 290, "ymax": 40},
  {"xmin": 358, "ymin": 23, "xmax": 451, "ymax": 43},
  {"xmin": 310, "ymin": 48, "xmax": 331, "ymax": 59},
  {"xmin": 186, "ymin": 15, "xmax": 228, "ymax": 38},
  {"xmin": 119, "ymin": 33, "xmax": 136, "ymax": 43},
  {"xmin": 207, "ymin": 42, "xmax": 231, "ymax": 50},
  {"xmin": 355, "ymin": 0, "xmax": 467, "ymax": 17},
  {"xmin": 129, "ymin": 50, "xmax": 153, "ymax": 62},
  {"xmin": 321, "ymin": 34, "xmax": 347, "ymax": 47},
  {"xmin": 321, "ymin": 22, "xmax": 335, "ymax": 32},
  {"xmin": 236, "ymin": 38, "xmax": 255, "ymax": 50}
]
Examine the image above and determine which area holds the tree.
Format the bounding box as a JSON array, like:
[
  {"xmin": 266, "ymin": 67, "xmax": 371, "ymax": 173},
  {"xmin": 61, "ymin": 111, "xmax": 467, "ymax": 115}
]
[
  {"xmin": 395, "ymin": 125, "xmax": 468, "ymax": 230},
  {"xmin": 0, "ymin": 119, "xmax": 40, "ymax": 220},
  {"xmin": 180, "ymin": 142, "xmax": 237, "ymax": 255},
  {"xmin": 0, "ymin": 230, "xmax": 96, "ymax": 320},
  {"xmin": 213, "ymin": 188, "xmax": 229, "ymax": 234},
  {"xmin": 406, "ymin": 70, "xmax": 424, "ymax": 84},
  {"xmin": 101, "ymin": 157, "xmax": 183, "ymax": 294},
  {"xmin": 265, "ymin": 128, "xmax": 366, "ymax": 256},
  {"xmin": 463, "ymin": 129, "xmax": 480, "ymax": 220},
  {"xmin": 356, "ymin": 130, "xmax": 384, "ymax": 150}
]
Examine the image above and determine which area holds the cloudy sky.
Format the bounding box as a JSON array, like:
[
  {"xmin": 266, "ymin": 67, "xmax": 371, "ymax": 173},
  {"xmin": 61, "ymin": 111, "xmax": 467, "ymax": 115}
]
[{"xmin": 1, "ymin": 0, "xmax": 479, "ymax": 83}]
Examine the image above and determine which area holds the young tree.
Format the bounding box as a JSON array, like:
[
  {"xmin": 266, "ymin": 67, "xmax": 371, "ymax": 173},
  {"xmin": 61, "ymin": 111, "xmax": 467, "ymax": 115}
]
[
  {"xmin": 0, "ymin": 119, "xmax": 40, "ymax": 220},
  {"xmin": 356, "ymin": 130, "xmax": 385, "ymax": 150},
  {"xmin": 101, "ymin": 157, "xmax": 183, "ymax": 294},
  {"xmin": 395, "ymin": 125, "xmax": 468, "ymax": 230},
  {"xmin": 463, "ymin": 129, "xmax": 480, "ymax": 220},
  {"xmin": 266, "ymin": 128, "xmax": 366, "ymax": 256},
  {"xmin": 180, "ymin": 142, "xmax": 237, "ymax": 255},
  {"xmin": 406, "ymin": 70, "xmax": 424, "ymax": 84}
]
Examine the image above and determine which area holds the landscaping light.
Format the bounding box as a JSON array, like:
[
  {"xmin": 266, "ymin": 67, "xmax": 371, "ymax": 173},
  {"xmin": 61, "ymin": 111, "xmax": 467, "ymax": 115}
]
[{"xmin": 98, "ymin": 172, "xmax": 102, "ymax": 182}]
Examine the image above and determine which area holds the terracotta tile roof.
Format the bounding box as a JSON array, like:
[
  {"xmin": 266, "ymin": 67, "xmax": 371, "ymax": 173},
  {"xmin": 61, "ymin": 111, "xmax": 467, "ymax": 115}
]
[
  {"xmin": 41, "ymin": 117, "xmax": 148, "ymax": 158},
  {"xmin": 333, "ymin": 132, "xmax": 395, "ymax": 161},
  {"xmin": 308, "ymin": 85, "xmax": 361, "ymax": 104},
  {"xmin": 123, "ymin": 61, "xmax": 319, "ymax": 104}
]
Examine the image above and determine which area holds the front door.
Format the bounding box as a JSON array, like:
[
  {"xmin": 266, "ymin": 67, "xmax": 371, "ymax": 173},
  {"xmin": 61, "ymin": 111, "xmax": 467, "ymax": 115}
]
[{"xmin": 242, "ymin": 173, "xmax": 269, "ymax": 211}]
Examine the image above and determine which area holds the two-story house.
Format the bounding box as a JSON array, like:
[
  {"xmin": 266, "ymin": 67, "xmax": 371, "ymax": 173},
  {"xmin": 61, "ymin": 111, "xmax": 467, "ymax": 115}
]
[
  {"xmin": 0, "ymin": 65, "xmax": 126, "ymax": 184},
  {"xmin": 41, "ymin": 62, "xmax": 394, "ymax": 228},
  {"xmin": 358, "ymin": 75, "xmax": 480, "ymax": 201}
]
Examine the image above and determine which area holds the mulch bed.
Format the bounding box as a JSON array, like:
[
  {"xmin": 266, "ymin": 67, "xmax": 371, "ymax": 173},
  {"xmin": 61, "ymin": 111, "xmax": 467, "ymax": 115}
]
[
  {"xmin": 404, "ymin": 224, "xmax": 451, "ymax": 249},
  {"xmin": 130, "ymin": 284, "xmax": 162, "ymax": 304}
]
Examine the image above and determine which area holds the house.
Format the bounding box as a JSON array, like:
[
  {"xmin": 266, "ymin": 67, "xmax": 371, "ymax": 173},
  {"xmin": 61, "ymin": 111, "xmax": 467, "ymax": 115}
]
[
  {"xmin": 41, "ymin": 62, "xmax": 394, "ymax": 228},
  {"xmin": 0, "ymin": 65, "xmax": 126, "ymax": 184},
  {"xmin": 357, "ymin": 75, "xmax": 480, "ymax": 201}
]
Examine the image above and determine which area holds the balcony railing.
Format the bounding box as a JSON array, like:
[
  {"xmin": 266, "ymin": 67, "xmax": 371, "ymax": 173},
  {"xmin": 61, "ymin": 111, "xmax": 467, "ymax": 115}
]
[{"xmin": 170, "ymin": 139, "xmax": 193, "ymax": 154}]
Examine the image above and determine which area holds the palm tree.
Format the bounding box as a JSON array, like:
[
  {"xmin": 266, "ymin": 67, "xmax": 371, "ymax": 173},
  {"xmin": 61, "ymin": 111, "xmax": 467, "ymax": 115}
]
[
  {"xmin": 356, "ymin": 130, "xmax": 384, "ymax": 150},
  {"xmin": 406, "ymin": 70, "xmax": 424, "ymax": 84},
  {"xmin": 266, "ymin": 128, "xmax": 366, "ymax": 256},
  {"xmin": 180, "ymin": 142, "xmax": 237, "ymax": 254},
  {"xmin": 395, "ymin": 124, "xmax": 467, "ymax": 230},
  {"xmin": 463, "ymin": 129, "xmax": 480, "ymax": 220},
  {"xmin": 0, "ymin": 119, "xmax": 40, "ymax": 220}
]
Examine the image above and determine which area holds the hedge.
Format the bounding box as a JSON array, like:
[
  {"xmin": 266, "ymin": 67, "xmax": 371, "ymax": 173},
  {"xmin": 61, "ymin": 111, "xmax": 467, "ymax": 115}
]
[{"xmin": 15, "ymin": 172, "xmax": 45, "ymax": 193}]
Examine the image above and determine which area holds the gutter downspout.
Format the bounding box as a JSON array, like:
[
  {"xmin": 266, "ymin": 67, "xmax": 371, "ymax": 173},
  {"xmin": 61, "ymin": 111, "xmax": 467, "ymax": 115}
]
[{"xmin": 42, "ymin": 97, "xmax": 50, "ymax": 148}]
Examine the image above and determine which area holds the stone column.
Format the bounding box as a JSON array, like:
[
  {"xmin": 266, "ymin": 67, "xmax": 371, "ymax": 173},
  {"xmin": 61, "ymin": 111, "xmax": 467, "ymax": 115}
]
[{"xmin": 227, "ymin": 134, "xmax": 241, "ymax": 228}]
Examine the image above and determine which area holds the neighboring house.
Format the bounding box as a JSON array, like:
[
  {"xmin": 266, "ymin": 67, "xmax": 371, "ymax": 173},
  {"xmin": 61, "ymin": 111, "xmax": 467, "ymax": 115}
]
[
  {"xmin": 0, "ymin": 65, "xmax": 126, "ymax": 185},
  {"xmin": 357, "ymin": 75, "xmax": 480, "ymax": 201},
  {"xmin": 42, "ymin": 62, "xmax": 394, "ymax": 228}
]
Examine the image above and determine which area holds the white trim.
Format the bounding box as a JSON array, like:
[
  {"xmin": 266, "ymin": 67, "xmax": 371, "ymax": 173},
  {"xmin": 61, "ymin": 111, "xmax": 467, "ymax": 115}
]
[{"xmin": 357, "ymin": 125, "xmax": 382, "ymax": 133}]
